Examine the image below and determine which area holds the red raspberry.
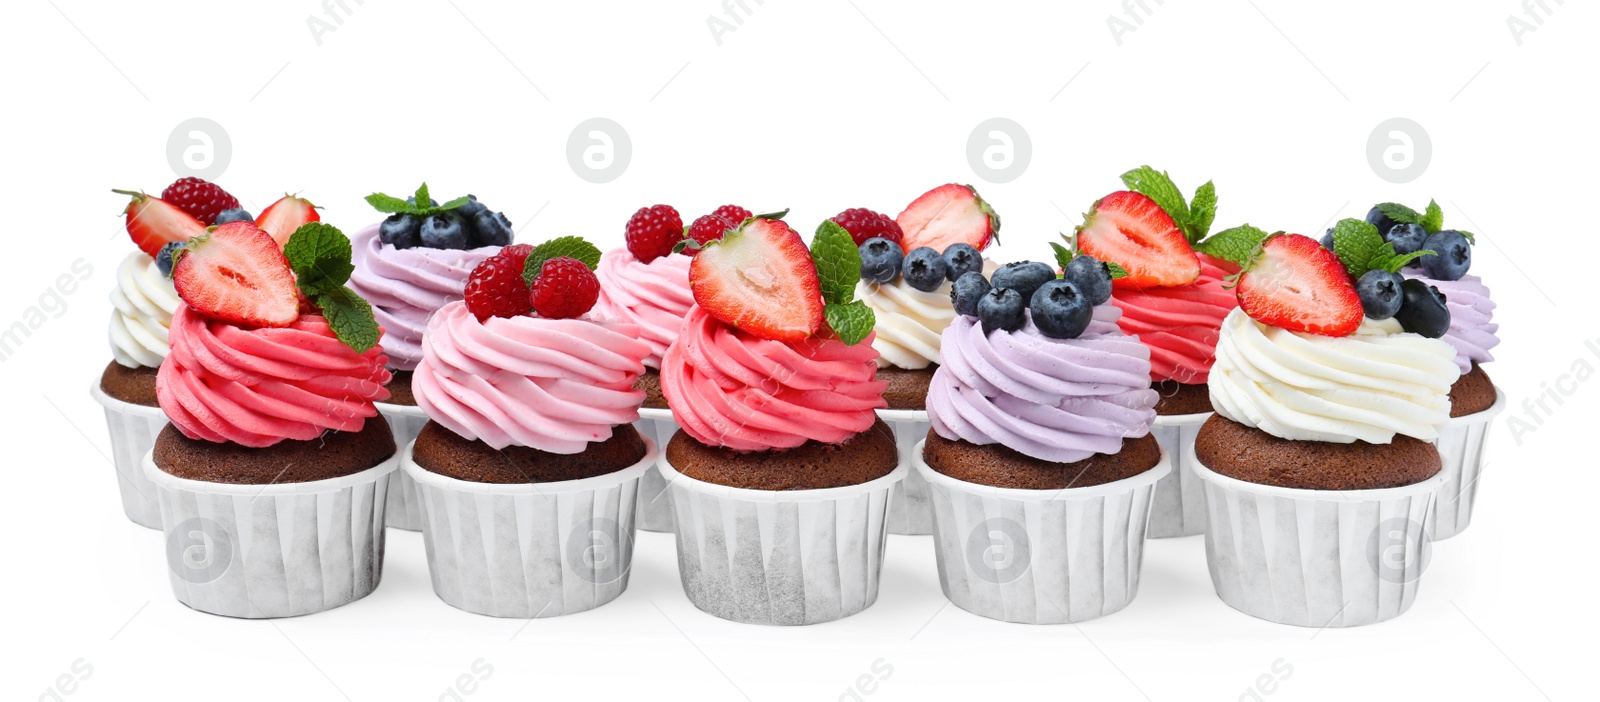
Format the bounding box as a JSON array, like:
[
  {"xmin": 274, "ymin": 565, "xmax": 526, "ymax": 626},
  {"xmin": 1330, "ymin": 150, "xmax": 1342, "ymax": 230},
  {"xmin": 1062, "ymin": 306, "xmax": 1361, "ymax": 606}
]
[
  {"xmin": 709, "ymin": 204, "xmax": 752, "ymax": 225},
  {"xmin": 161, "ymin": 177, "xmax": 241, "ymax": 226},
  {"xmin": 624, "ymin": 204, "xmax": 683, "ymax": 263},
  {"xmin": 463, "ymin": 253, "xmax": 530, "ymax": 321},
  {"xmin": 830, "ymin": 208, "xmax": 902, "ymax": 247},
  {"xmin": 686, "ymin": 214, "xmax": 736, "ymax": 253},
  {"xmin": 498, "ymin": 243, "xmax": 535, "ymax": 270},
  {"xmin": 529, "ymin": 257, "xmax": 600, "ymax": 319}
]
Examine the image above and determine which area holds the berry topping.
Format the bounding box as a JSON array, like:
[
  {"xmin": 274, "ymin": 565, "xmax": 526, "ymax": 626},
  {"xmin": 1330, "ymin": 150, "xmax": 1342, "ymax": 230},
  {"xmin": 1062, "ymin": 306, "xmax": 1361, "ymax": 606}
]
[
  {"xmin": 1394, "ymin": 278, "xmax": 1450, "ymax": 338},
  {"xmin": 213, "ymin": 207, "xmax": 254, "ymax": 226},
  {"xmin": 255, "ymin": 194, "xmax": 320, "ymax": 247},
  {"xmin": 379, "ymin": 213, "xmax": 422, "ymax": 249},
  {"xmin": 830, "ymin": 207, "xmax": 903, "ymax": 247},
  {"xmin": 1236, "ymin": 233, "xmax": 1362, "ymax": 337},
  {"xmin": 625, "ymin": 204, "xmax": 684, "ymax": 263},
  {"xmin": 687, "ymin": 213, "xmax": 737, "ymax": 252},
  {"xmin": 1075, "ymin": 190, "xmax": 1201, "ymax": 289},
  {"xmin": 1356, "ymin": 269, "xmax": 1404, "ymax": 320},
  {"xmin": 941, "ymin": 243, "xmax": 982, "ymax": 281},
  {"xmin": 688, "ymin": 217, "xmax": 823, "ymax": 342},
  {"xmin": 113, "ymin": 190, "xmax": 207, "ymax": 258},
  {"xmin": 1365, "ymin": 206, "xmax": 1399, "ymax": 239},
  {"xmin": 154, "ymin": 241, "xmax": 182, "ymax": 278},
  {"xmin": 1031, "ymin": 279, "xmax": 1093, "ymax": 339},
  {"xmin": 1320, "ymin": 229, "xmax": 1335, "ymax": 251},
  {"xmin": 977, "ymin": 287, "xmax": 1025, "ymax": 335},
  {"xmin": 171, "ymin": 222, "xmax": 299, "ymax": 328},
  {"xmin": 1419, "ymin": 230, "xmax": 1471, "ymax": 280},
  {"xmin": 859, "ymin": 237, "xmax": 903, "ymax": 285},
  {"xmin": 364, "ymin": 184, "xmax": 506, "ymax": 250},
  {"xmin": 896, "ymin": 183, "xmax": 1000, "ymax": 254},
  {"xmin": 710, "ymin": 204, "xmax": 753, "ymax": 226},
  {"xmin": 470, "ymin": 210, "xmax": 514, "ymax": 247},
  {"xmin": 902, "ymin": 246, "xmax": 948, "ymax": 292},
  {"xmin": 456, "ymin": 194, "xmax": 487, "ymax": 220},
  {"xmin": 529, "ymin": 256, "xmax": 601, "ymax": 319},
  {"xmin": 464, "ymin": 252, "xmax": 531, "ymax": 321},
  {"xmin": 420, "ymin": 211, "xmax": 469, "ymax": 249},
  {"xmin": 161, "ymin": 177, "xmax": 241, "ymax": 226},
  {"xmin": 1386, "ymin": 223, "xmax": 1428, "ymax": 256},
  {"xmin": 1063, "ymin": 253, "xmax": 1114, "ymax": 306},
  {"xmin": 950, "ymin": 271, "xmax": 991, "ymax": 317},
  {"xmin": 991, "ymin": 261, "xmax": 1055, "ymax": 304},
  {"xmin": 497, "ymin": 243, "xmax": 535, "ymax": 269}
]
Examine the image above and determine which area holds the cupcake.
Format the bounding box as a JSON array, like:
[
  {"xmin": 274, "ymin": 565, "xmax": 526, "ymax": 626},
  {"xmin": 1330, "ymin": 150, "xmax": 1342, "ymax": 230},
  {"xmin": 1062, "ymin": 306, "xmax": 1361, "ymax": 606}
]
[
  {"xmin": 1072, "ymin": 167, "xmax": 1239, "ymax": 538},
  {"xmin": 404, "ymin": 237, "xmax": 658, "ymax": 618},
  {"xmin": 658, "ymin": 216, "xmax": 902, "ymax": 626},
  {"xmin": 144, "ymin": 221, "xmax": 396, "ymax": 618},
  {"xmin": 918, "ymin": 254, "xmax": 1167, "ymax": 625},
  {"xmin": 1360, "ymin": 201, "xmax": 1504, "ymax": 538},
  {"xmin": 852, "ymin": 184, "xmax": 1001, "ymax": 534},
  {"xmin": 1191, "ymin": 229, "xmax": 1461, "ymax": 627},
  {"xmin": 349, "ymin": 184, "xmax": 508, "ymax": 530}
]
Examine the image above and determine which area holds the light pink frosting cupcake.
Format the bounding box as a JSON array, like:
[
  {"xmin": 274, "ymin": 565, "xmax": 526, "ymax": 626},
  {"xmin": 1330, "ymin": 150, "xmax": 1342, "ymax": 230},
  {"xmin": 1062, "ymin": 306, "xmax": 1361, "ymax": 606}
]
[{"xmin": 591, "ymin": 248, "xmax": 693, "ymax": 368}]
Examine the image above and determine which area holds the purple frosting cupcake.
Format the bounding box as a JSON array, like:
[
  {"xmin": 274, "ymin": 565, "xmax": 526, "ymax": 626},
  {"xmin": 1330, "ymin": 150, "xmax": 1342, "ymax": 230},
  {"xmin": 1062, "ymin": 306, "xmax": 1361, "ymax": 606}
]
[
  {"xmin": 1412, "ymin": 272, "xmax": 1498, "ymax": 374},
  {"xmin": 348, "ymin": 223, "xmax": 500, "ymax": 371}
]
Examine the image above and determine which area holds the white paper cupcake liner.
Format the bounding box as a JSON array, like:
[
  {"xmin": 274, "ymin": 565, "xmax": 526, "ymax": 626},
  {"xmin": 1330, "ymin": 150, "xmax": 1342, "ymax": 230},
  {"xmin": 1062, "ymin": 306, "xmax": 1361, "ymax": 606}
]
[
  {"xmin": 634, "ymin": 408, "xmax": 679, "ymax": 533},
  {"xmin": 401, "ymin": 436, "xmax": 656, "ymax": 618},
  {"xmin": 1147, "ymin": 412, "xmax": 1211, "ymax": 538},
  {"xmin": 374, "ymin": 402, "xmax": 429, "ymax": 531},
  {"xmin": 881, "ymin": 409, "xmax": 933, "ymax": 535},
  {"xmin": 915, "ymin": 440, "xmax": 1169, "ymax": 624},
  {"xmin": 1432, "ymin": 387, "xmax": 1505, "ymax": 540},
  {"xmin": 1188, "ymin": 441, "xmax": 1441, "ymax": 628},
  {"xmin": 89, "ymin": 382, "xmax": 169, "ymax": 530},
  {"xmin": 142, "ymin": 450, "xmax": 397, "ymax": 619},
  {"xmin": 658, "ymin": 450, "xmax": 907, "ymax": 625}
]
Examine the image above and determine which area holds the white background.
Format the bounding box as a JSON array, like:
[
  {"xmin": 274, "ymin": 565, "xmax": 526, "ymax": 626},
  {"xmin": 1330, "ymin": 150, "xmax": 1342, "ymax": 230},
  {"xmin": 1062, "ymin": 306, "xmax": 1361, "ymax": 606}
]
[{"xmin": 3, "ymin": 0, "xmax": 1597, "ymax": 700}]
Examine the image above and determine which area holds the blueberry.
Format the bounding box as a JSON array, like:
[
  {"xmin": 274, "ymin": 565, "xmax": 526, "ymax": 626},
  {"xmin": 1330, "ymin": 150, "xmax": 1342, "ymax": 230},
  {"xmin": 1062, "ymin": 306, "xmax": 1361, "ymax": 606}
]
[
  {"xmin": 406, "ymin": 195, "xmax": 440, "ymax": 208},
  {"xmin": 941, "ymin": 243, "xmax": 982, "ymax": 282},
  {"xmin": 456, "ymin": 194, "xmax": 487, "ymax": 220},
  {"xmin": 154, "ymin": 241, "xmax": 182, "ymax": 278},
  {"xmin": 379, "ymin": 213, "xmax": 422, "ymax": 249},
  {"xmin": 1366, "ymin": 206, "xmax": 1398, "ymax": 238},
  {"xmin": 1356, "ymin": 269, "xmax": 1403, "ymax": 320},
  {"xmin": 1419, "ymin": 230, "xmax": 1471, "ymax": 281},
  {"xmin": 1393, "ymin": 278, "xmax": 1451, "ymax": 338},
  {"xmin": 1063, "ymin": 254, "xmax": 1113, "ymax": 306},
  {"xmin": 420, "ymin": 212, "xmax": 469, "ymax": 249},
  {"xmin": 859, "ymin": 237, "xmax": 904, "ymax": 285},
  {"xmin": 1386, "ymin": 223, "xmax": 1429, "ymax": 256},
  {"xmin": 470, "ymin": 210, "xmax": 513, "ymax": 247},
  {"xmin": 1030, "ymin": 279, "xmax": 1093, "ymax": 339},
  {"xmin": 990, "ymin": 261, "xmax": 1055, "ymax": 305},
  {"xmin": 950, "ymin": 271, "xmax": 991, "ymax": 316},
  {"xmin": 213, "ymin": 207, "xmax": 253, "ymax": 225},
  {"xmin": 1320, "ymin": 228, "xmax": 1335, "ymax": 251},
  {"xmin": 977, "ymin": 287, "xmax": 1025, "ymax": 334},
  {"xmin": 903, "ymin": 246, "xmax": 948, "ymax": 292}
]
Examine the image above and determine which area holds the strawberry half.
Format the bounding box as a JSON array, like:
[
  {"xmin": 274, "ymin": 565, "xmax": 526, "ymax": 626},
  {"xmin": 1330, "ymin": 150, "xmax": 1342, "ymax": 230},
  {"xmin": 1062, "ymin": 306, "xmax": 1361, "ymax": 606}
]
[
  {"xmin": 1236, "ymin": 233, "xmax": 1362, "ymax": 337},
  {"xmin": 895, "ymin": 183, "xmax": 1000, "ymax": 254},
  {"xmin": 688, "ymin": 218, "xmax": 823, "ymax": 342},
  {"xmin": 255, "ymin": 194, "xmax": 320, "ymax": 247},
  {"xmin": 114, "ymin": 190, "xmax": 207, "ymax": 258},
  {"xmin": 1076, "ymin": 190, "xmax": 1200, "ymax": 289},
  {"xmin": 172, "ymin": 221, "xmax": 299, "ymax": 328}
]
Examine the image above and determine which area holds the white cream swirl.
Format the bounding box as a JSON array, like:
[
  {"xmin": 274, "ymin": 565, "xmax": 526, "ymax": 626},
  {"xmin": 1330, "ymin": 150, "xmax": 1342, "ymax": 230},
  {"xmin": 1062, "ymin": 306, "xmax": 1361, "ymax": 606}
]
[
  {"xmin": 855, "ymin": 260, "xmax": 996, "ymax": 370},
  {"xmin": 108, "ymin": 252, "xmax": 180, "ymax": 368},
  {"xmin": 1208, "ymin": 308, "xmax": 1460, "ymax": 444}
]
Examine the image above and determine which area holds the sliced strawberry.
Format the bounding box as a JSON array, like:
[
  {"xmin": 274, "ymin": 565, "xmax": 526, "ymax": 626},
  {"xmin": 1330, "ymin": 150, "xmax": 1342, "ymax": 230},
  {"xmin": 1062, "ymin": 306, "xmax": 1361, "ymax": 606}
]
[
  {"xmin": 113, "ymin": 190, "xmax": 207, "ymax": 258},
  {"xmin": 1237, "ymin": 233, "xmax": 1362, "ymax": 337},
  {"xmin": 172, "ymin": 222, "xmax": 299, "ymax": 328},
  {"xmin": 1077, "ymin": 190, "xmax": 1200, "ymax": 289},
  {"xmin": 254, "ymin": 194, "xmax": 320, "ymax": 247},
  {"xmin": 689, "ymin": 218, "xmax": 823, "ymax": 342},
  {"xmin": 895, "ymin": 183, "xmax": 1000, "ymax": 254}
]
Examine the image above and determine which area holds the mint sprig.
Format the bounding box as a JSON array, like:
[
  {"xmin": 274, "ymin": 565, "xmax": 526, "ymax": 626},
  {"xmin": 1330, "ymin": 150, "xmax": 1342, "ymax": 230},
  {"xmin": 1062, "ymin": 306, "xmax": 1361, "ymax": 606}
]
[
  {"xmin": 1054, "ymin": 235, "xmax": 1128, "ymax": 279},
  {"xmin": 1330, "ymin": 217, "xmax": 1436, "ymax": 279},
  {"xmin": 1196, "ymin": 224, "xmax": 1271, "ymax": 267},
  {"xmin": 1377, "ymin": 199, "xmax": 1461, "ymax": 239},
  {"xmin": 283, "ymin": 223, "xmax": 381, "ymax": 352},
  {"xmin": 364, "ymin": 182, "xmax": 472, "ymax": 218},
  {"xmin": 1120, "ymin": 166, "xmax": 1216, "ymax": 243},
  {"xmin": 1421, "ymin": 200, "xmax": 1444, "ymax": 233},
  {"xmin": 521, "ymin": 236, "xmax": 602, "ymax": 285},
  {"xmin": 809, "ymin": 220, "xmax": 874, "ymax": 345},
  {"xmin": 823, "ymin": 301, "xmax": 874, "ymax": 346},
  {"xmin": 1376, "ymin": 202, "xmax": 1422, "ymax": 225}
]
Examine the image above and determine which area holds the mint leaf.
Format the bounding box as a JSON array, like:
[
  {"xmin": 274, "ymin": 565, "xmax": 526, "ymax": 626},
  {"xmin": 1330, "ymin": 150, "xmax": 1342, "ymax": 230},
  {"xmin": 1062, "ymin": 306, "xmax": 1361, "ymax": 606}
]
[
  {"xmin": 284, "ymin": 223, "xmax": 355, "ymax": 296},
  {"xmin": 1106, "ymin": 261, "xmax": 1129, "ymax": 279},
  {"xmin": 1456, "ymin": 229, "xmax": 1477, "ymax": 245},
  {"xmin": 1330, "ymin": 218, "xmax": 1383, "ymax": 278},
  {"xmin": 522, "ymin": 236, "xmax": 603, "ymax": 285},
  {"xmin": 810, "ymin": 220, "xmax": 860, "ymax": 306},
  {"xmin": 824, "ymin": 301, "xmax": 875, "ymax": 346},
  {"xmin": 413, "ymin": 183, "xmax": 431, "ymax": 210},
  {"xmin": 1195, "ymin": 224, "xmax": 1270, "ymax": 267},
  {"xmin": 1379, "ymin": 249, "xmax": 1432, "ymax": 273},
  {"xmin": 1188, "ymin": 180, "xmax": 1217, "ymax": 242},
  {"xmin": 753, "ymin": 208, "xmax": 790, "ymax": 221},
  {"xmin": 365, "ymin": 193, "xmax": 414, "ymax": 214},
  {"xmin": 1120, "ymin": 166, "xmax": 1191, "ymax": 234},
  {"xmin": 1376, "ymin": 202, "xmax": 1421, "ymax": 224},
  {"xmin": 1421, "ymin": 200, "xmax": 1444, "ymax": 233},
  {"xmin": 314, "ymin": 286, "xmax": 380, "ymax": 353},
  {"xmin": 1049, "ymin": 240, "xmax": 1075, "ymax": 273}
]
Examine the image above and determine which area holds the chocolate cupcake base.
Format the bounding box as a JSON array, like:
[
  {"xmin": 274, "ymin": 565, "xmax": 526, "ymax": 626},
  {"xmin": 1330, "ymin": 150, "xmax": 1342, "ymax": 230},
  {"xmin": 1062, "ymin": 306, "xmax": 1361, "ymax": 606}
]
[
  {"xmin": 877, "ymin": 366, "xmax": 935, "ymax": 410},
  {"xmin": 666, "ymin": 419, "xmax": 897, "ymax": 490},
  {"xmin": 99, "ymin": 359, "xmax": 160, "ymax": 407},
  {"xmin": 1195, "ymin": 415, "xmax": 1440, "ymax": 491}
]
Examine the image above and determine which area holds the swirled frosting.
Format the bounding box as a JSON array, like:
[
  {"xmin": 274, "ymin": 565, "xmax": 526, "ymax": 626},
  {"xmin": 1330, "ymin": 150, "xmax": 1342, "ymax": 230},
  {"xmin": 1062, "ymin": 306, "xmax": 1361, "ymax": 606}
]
[
  {"xmin": 1111, "ymin": 253, "xmax": 1239, "ymax": 384},
  {"xmin": 108, "ymin": 252, "xmax": 181, "ymax": 368},
  {"xmin": 413, "ymin": 301, "xmax": 650, "ymax": 452},
  {"xmin": 661, "ymin": 305, "xmax": 887, "ymax": 452},
  {"xmin": 592, "ymin": 248, "xmax": 694, "ymax": 368},
  {"xmin": 927, "ymin": 305, "xmax": 1158, "ymax": 463},
  {"xmin": 156, "ymin": 305, "xmax": 392, "ymax": 448},
  {"xmin": 1412, "ymin": 273, "xmax": 1497, "ymax": 373},
  {"xmin": 855, "ymin": 260, "xmax": 997, "ymax": 370},
  {"xmin": 348, "ymin": 223, "xmax": 500, "ymax": 371},
  {"xmin": 1208, "ymin": 307, "xmax": 1460, "ymax": 444}
]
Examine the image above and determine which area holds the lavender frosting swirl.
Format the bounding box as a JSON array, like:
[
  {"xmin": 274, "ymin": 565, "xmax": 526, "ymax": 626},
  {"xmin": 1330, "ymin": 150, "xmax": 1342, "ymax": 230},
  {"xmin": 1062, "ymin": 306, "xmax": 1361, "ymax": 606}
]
[
  {"xmin": 347, "ymin": 223, "xmax": 500, "ymax": 370},
  {"xmin": 1412, "ymin": 273, "xmax": 1497, "ymax": 373},
  {"xmin": 928, "ymin": 305, "xmax": 1158, "ymax": 463}
]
